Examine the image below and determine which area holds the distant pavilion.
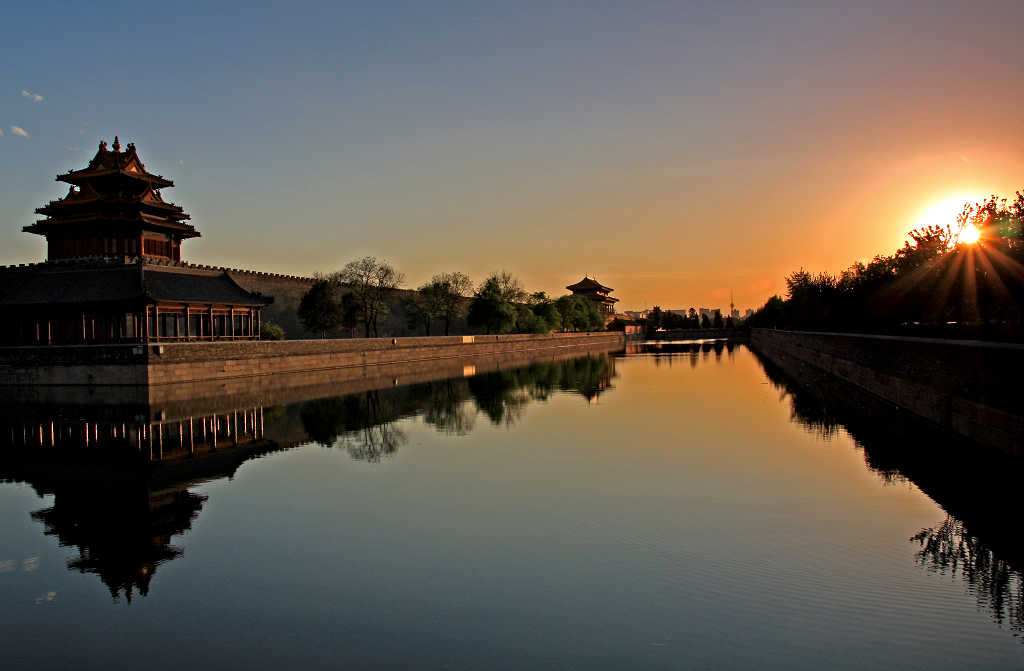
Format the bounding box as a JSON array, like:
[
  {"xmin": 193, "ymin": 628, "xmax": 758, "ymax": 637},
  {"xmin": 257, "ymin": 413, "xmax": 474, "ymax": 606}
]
[
  {"xmin": 0, "ymin": 138, "xmax": 271, "ymax": 345},
  {"xmin": 566, "ymin": 276, "xmax": 619, "ymax": 318}
]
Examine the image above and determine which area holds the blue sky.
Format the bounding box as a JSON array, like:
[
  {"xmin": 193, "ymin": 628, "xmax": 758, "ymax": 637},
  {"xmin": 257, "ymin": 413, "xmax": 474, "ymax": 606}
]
[{"xmin": 4, "ymin": 1, "xmax": 1024, "ymax": 309}]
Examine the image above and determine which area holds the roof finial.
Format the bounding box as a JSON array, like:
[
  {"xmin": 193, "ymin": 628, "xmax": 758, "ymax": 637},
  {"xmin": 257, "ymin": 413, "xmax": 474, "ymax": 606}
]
[
  {"xmin": 98, "ymin": 140, "xmax": 108, "ymax": 151},
  {"xmin": 112, "ymin": 136, "xmax": 121, "ymax": 152}
]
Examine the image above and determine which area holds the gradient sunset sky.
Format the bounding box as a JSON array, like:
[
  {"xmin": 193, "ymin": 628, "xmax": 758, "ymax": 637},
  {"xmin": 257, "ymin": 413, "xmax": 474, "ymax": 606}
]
[{"xmin": 2, "ymin": 1, "xmax": 1023, "ymax": 311}]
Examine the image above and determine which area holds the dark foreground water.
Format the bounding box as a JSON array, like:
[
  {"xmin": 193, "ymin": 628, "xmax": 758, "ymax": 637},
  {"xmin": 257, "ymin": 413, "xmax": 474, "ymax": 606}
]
[{"xmin": 1, "ymin": 343, "xmax": 1022, "ymax": 669}]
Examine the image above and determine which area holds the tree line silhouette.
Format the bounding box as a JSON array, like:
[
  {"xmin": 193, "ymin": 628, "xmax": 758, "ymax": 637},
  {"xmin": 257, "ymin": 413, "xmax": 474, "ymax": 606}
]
[
  {"xmin": 295, "ymin": 258, "xmax": 604, "ymax": 338},
  {"xmin": 749, "ymin": 194, "xmax": 1024, "ymax": 338}
]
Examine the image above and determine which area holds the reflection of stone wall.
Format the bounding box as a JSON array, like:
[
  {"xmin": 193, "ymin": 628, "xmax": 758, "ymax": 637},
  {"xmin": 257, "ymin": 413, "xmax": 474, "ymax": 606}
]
[{"xmin": 750, "ymin": 328, "xmax": 1024, "ymax": 455}]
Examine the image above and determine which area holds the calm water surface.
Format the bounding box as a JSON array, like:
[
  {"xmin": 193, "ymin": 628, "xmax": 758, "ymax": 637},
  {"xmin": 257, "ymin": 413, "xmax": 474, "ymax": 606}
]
[{"xmin": 1, "ymin": 343, "xmax": 1022, "ymax": 669}]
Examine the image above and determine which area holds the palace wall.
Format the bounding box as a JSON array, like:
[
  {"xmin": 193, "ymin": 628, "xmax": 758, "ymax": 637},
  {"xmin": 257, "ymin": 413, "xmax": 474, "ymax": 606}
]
[
  {"xmin": 0, "ymin": 331, "xmax": 625, "ymax": 387},
  {"xmin": 750, "ymin": 328, "xmax": 1024, "ymax": 455}
]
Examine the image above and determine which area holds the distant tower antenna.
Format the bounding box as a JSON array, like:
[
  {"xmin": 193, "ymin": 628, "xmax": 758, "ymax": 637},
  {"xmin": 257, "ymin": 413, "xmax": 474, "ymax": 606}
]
[{"xmin": 730, "ymin": 290, "xmax": 735, "ymax": 315}]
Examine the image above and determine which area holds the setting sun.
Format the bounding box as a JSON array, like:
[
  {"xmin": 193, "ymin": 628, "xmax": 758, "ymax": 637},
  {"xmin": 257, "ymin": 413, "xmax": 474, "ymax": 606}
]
[
  {"xmin": 914, "ymin": 194, "xmax": 979, "ymax": 232},
  {"xmin": 958, "ymin": 223, "xmax": 981, "ymax": 244}
]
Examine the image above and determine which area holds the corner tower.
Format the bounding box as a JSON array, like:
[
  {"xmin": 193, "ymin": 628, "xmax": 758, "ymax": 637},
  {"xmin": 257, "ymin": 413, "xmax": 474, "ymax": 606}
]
[{"xmin": 26, "ymin": 138, "xmax": 198, "ymax": 261}]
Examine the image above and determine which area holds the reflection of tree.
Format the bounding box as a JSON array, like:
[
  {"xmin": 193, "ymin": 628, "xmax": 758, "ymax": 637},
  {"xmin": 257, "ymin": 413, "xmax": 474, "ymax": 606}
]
[
  {"xmin": 749, "ymin": 345, "xmax": 1024, "ymax": 639},
  {"xmin": 297, "ymin": 354, "xmax": 617, "ymax": 453},
  {"xmin": 912, "ymin": 517, "xmax": 1024, "ymax": 636},
  {"xmin": 468, "ymin": 370, "xmax": 531, "ymax": 426},
  {"xmin": 299, "ymin": 390, "xmax": 407, "ymax": 461},
  {"xmin": 342, "ymin": 423, "xmax": 405, "ymax": 462},
  {"xmin": 468, "ymin": 355, "xmax": 616, "ymax": 425},
  {"xmin": 418, "ymin": 379, "xmax": 477, "ymax": 436}
]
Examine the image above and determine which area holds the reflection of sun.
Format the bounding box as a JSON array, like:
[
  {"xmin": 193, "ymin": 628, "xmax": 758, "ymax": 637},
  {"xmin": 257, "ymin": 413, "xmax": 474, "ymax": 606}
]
[{"xmin": 958, "ymin": 224, "xmax": 980, "ymax": 245}]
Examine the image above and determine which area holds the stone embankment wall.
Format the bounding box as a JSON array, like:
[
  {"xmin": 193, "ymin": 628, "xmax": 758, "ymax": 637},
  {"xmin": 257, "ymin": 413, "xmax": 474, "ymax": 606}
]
[
  {"xmin": 750, "ymin": 329, "xmax": 1024, "ymax": 455},
  {"xmin": 0, "ymin": 332, "xmax": 624, "ymax": 387}
]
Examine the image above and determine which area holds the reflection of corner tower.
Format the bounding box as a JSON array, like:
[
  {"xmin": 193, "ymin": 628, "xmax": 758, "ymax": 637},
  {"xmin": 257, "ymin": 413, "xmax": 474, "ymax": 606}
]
[{"xmin": 566, "ymin": 276, "xmax": 619, "ymax": 319}]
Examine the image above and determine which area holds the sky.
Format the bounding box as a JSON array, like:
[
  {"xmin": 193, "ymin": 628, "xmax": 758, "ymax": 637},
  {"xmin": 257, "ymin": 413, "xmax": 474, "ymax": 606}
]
[{"xmin": 2, "ymin": 1, "xmax": 1024, "ymax": 312}]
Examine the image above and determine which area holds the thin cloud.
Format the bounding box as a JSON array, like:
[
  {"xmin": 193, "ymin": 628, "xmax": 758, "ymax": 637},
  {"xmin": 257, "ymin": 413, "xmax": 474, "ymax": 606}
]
[
  {"xmin": 0, "ymin": 128, "xmax": 4, "ymax": 136},
  {"xmin": 21, "ymin": 89, "xmax": 43, "ymax": 103},
  {"xmin": 10, "ymin": 126, "xmax": 29, "ymax": 138}
]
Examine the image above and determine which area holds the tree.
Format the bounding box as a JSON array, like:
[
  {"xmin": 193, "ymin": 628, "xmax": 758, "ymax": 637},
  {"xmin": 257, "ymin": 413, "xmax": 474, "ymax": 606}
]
[
  {"xmin": 431, "ymin": 272, "xmax": 473, "ymax": 335},
  {"xmin": 298, "ymin": 281, "xmax": 343, "ymax": 338},
  {"xmin": 700, "ymin": 313, "xmax": 711, "ymax": 328},
  {"xmin": 494, "ymin": 270, "xmax": 527, "ymax": 304},
  {"xmin": 555, "ymin": 294, "xmax": 604, "ymax": 332},
  {"xmin": 712, "ymin": 311, "xmax": 724, "ymax": 329},
  {"xmin": 406, "ymin": 280, "xmax": 446, "ymax": 336},
  {"xmin": 340, "ymin": 292, "xmax": 359, "ymax": 336},
  {"xmin": 530, "ymin": 293, "xmax": 561, "ymax": 332},
  {"xmin": 333, "ymin": 257, "xmax": 404, "ymax": 338},
  {"xmin": 260, "ymin": 321, "xmax": 286, "ymax": 340},
  {"xmin": 467, "ymin": 276, "xmax": 516, "ymax": 334}
]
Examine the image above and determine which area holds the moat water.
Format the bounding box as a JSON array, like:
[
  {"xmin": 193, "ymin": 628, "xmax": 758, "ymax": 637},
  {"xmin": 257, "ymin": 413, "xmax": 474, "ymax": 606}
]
[{"xmin": 1, "ymin": 343, "xmax": 1022, "ymax": 669}]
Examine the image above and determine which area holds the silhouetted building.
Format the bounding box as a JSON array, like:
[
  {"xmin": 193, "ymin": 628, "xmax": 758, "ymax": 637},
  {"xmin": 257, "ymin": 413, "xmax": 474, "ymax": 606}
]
[
  {"xmin": 566, "ymin": 276, "xmax": 619, "ymax": 318},
  {"xmin": 0, "ymin": 138, "xmax": 271, "ymax": 345}
]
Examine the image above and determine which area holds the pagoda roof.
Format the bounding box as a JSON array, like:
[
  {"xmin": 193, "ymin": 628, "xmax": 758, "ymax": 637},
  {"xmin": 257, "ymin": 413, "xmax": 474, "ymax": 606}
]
[
  {"xmin": 0, "ymin": 261, "xmax": 271, "ymax": 307},
  {"xmin": 35, "ymin": 192, "xmax": 190, "ymax": 218},
  {"xmin": 58, "ymin": 138, "xmax": 174, "ymax": 188},
  {"xmin": 24, "ymin": 211, "xmax": 199, "ymax": 238},
  {"xmin": 566, "ymin": 276, "xmax": 614, "ymax": 293}
]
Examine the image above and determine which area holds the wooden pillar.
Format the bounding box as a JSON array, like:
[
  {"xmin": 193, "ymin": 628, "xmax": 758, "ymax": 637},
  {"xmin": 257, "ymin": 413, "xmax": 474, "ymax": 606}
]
[
  {"xmin": 256, "ymin": 309, "xmax": 261, "ymax": 340},
  {"xmin": 189, "ymin": 417, "xmax": 194, "ymax": 454},
  {"xmin": 81, "ymin": 313, "xmax": 87, "ymax": 343},
  {"xmin": 208, "ymin": 306, "xmax": 215, "ymax": 340},
  {"xmin": 229, "ymin": 308, "xmax": 235, "ymax": 339},
  {"xmin": 154, "ymin": 305, "xmax": 160, "ymax": 340},
  {"xmin": 142, "ymin": 306, "xmax": 150, "ymax": 342}
]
